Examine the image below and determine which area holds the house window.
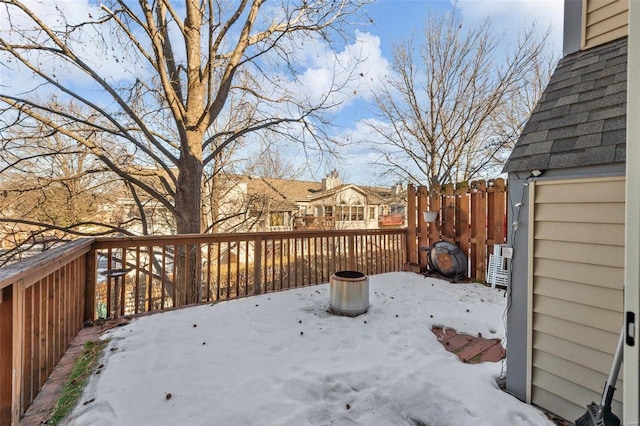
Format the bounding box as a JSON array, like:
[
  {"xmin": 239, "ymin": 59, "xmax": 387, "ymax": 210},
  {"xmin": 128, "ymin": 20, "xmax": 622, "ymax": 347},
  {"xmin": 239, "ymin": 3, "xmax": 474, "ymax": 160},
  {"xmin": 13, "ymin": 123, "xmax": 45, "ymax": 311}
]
[
  {"xmin": 337, "ymin": 204, "xmax": 349, "ymax": 221},
  {"xmin": 390, "ymin": 205, "xmax": 405, "ymax": 214},
  {"xmin": 351, "ymin": 205, "xmax": 364, "ymax": 221},
  {"xmin": 369, "ymin": 207, "xmax": 375, "ymax": 220},
  {"xmin": 270, "ymin": 212, "xmax": 284, "ymax": 226},
  {"xmin": 325, "ymin": 205, "xmax": 333, "ymax": 217}
]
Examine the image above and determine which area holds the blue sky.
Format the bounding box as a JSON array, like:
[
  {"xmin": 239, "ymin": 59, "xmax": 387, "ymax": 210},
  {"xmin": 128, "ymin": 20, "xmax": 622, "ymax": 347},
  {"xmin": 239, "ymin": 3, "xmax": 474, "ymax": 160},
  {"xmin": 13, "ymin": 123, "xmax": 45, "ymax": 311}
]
[
  {"xmin": 315, "ymin": 0, "xmax": 565, "ymax": 186},
  {"xmin": 0, "ymin": 0, "xmax": 565, "ymax": 186}
]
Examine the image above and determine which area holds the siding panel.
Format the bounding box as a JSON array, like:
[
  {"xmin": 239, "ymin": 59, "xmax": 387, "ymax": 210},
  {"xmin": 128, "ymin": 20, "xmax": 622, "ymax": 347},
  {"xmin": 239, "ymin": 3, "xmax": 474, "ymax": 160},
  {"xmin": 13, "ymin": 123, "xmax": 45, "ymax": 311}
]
[
  {"xmin": 535, "ymin": 180, "xmax": 625, "ymax": 204},
  {"xmin": 533, "ymin": 239, "xmax": 624, "ymax": 267},
  {"xmin": 534, "ymin": 221, "xmax": 624, "ymax": 245},
  {"xmin": 534, "ymin": 258, "xmax": 623, "ymax": 289},
  {"xmin": 533, "ymin": 369, "xmax": 597, "ymax": 411},
  {"xmin": 586, "ymin": 25, "xmax": 629, "ymax": 49},
  {"xmin": 586, "ymin": 0, "xmax": 626, "ymax": 18},
  {"xmin": 530, "ymin": 177, "xmax": 625, "ymax": 422},
  {"xmin": 534, "ymin": 313, "xmax": 621, "ymax": 353},
  {"xmin": 533, "ymin": 351, "xmax": 622, "ymax": 403},
  {"xmin": 534, "ymin": 294, "xmax": 622, "ymax": 333},
  {"xmin": 535, "ymin": 277, "xmax": 623, "ymax": 312},
  {"xmin": 535, "ymin": 203, "xmax": 625, "ymax": 223},
  {"xmin": 531, "ymin": 386, "xmax": 586, "ymax": 425},
  {"xmin": 532, "ymin": 386, "xmax": 623, "ymax": 426},
  {"xmin": 533, "ymin": 331, "xmax": 619, "ymax": 377},
  {"xmin": 583, "ymin": 0, "xmax": 628, "ymax": 49}
]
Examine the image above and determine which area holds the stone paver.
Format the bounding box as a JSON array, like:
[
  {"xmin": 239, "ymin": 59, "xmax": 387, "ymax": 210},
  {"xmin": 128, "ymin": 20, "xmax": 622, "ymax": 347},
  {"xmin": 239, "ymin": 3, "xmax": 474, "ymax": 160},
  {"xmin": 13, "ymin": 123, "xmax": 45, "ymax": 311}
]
[{"xmin": 431, "ymin": 326, "xmax": 506, "ymax": 364}]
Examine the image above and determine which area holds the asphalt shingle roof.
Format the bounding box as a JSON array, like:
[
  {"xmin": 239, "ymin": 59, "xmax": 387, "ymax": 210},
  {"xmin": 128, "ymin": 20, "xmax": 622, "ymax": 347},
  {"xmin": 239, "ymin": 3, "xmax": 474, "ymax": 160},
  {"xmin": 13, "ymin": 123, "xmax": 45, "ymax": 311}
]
[
  {"xmin": 503, "ymin": 37, "xmax": 627, "ymax": 173},
  {"xmin": 241, "ymin": 176, "xmax": 397, "ymax": 210}
]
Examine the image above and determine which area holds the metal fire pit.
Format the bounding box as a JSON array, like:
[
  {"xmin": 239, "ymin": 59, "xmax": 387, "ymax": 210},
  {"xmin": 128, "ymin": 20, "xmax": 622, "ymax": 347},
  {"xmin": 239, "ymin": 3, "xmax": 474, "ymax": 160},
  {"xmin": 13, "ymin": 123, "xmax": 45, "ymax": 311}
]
[{"xmin": 330, "ymin": 271, "xmax": 369, "ymax": 317}]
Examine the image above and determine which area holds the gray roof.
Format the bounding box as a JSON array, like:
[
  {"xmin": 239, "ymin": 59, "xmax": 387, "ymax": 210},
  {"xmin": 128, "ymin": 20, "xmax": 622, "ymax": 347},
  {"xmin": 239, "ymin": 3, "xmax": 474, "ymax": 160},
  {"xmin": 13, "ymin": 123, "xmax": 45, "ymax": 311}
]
[{"xmin": 503, "ymin": 37, "xmax": 627, "ymax": 174}]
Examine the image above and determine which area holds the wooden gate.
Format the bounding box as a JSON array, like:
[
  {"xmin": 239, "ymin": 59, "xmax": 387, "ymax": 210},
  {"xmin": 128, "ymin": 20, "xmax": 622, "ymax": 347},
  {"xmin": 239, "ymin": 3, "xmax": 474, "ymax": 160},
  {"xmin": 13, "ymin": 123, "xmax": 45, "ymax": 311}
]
[{"xmin": 406, "ymin": 179, "xmax": 507, "ymax": 282}]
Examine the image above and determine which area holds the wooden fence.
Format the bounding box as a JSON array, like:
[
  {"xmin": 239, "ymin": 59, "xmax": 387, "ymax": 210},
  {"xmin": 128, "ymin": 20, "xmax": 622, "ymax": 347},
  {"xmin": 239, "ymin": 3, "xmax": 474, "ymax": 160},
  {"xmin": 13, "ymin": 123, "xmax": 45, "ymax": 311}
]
[{"xmin": 406, "ymin": 179, "xmax": 508, "ymax": 281}]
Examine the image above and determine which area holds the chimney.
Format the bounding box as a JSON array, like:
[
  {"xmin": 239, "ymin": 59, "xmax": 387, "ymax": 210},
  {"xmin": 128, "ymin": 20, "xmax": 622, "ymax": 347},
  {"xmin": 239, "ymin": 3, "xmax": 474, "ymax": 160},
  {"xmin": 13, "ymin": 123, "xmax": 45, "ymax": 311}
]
[{"xmin": 323, "ymin": 170, "xmax": 341, "ymax": 191}]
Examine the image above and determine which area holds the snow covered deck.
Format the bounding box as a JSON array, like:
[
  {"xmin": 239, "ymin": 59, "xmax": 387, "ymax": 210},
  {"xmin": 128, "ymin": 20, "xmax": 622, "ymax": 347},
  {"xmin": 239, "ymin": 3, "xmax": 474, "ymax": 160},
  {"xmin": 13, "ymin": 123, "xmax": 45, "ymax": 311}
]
[{"xmin": 63, "ymin": 272, "xmax": 552, "ymax": 425}]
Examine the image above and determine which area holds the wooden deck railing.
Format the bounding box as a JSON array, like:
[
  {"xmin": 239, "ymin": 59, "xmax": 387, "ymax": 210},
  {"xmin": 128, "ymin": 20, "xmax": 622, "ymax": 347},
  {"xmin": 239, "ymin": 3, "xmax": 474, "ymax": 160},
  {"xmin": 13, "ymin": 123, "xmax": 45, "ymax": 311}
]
[
  {"xmin": 0, "ymin": 228, "xmax": 407, "ymax": 424},
  {"xmin": 0, "ymin": 239, "xmax": 93, "ymax": 426},
  {"xmin": 93, "ymin": 229, "xmax": 407, "ymax": 317}
]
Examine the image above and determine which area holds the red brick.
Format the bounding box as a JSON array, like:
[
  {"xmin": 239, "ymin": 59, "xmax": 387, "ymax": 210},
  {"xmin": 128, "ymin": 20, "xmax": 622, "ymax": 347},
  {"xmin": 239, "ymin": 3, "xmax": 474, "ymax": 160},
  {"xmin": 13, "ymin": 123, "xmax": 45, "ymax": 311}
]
[
  {"xmin": 431, "ymin": 326, "xmax": 505, "ymax": 364},
  {"xmin": 431, "ymin": 326, "xmax": 457, "ymax": 343}
]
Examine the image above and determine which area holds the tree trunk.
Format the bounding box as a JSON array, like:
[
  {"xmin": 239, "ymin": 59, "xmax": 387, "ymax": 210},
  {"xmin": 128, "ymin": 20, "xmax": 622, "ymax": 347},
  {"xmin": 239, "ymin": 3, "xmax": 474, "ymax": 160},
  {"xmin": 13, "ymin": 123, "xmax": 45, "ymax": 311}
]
[{"xmin": 174, "ymin": 133, "xmax": 204, "ymax": 305}]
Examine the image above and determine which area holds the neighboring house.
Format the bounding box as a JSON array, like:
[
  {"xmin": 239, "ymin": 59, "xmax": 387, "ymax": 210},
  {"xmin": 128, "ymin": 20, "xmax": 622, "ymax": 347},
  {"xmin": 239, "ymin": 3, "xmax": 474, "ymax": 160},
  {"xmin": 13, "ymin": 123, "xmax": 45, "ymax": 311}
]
[
  {"xmin": 503, "ymin": 0, "xmax": 633, "ymax": 422},
  {"xmin": 222, "ymin": 171, "xmax": 407, "ymax": 233},
  {"xmin": 46, "ymin": 170, "xmax": 406, "ymax": 237}
]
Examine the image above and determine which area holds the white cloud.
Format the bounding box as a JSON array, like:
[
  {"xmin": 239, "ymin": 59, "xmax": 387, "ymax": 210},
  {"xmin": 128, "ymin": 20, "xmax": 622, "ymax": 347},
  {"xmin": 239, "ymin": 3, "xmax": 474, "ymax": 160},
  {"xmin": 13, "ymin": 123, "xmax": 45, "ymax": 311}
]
[
  {"xmin": 0, "ymin": 0, "xmax": 145, "ymax": 93},
  {"xmin": 294, "ymin": 31, "xmax": 391, "ymax": 113},
  {"xmin": 453, "ymin": 0, "xmax": 564, "ymax": 53}
]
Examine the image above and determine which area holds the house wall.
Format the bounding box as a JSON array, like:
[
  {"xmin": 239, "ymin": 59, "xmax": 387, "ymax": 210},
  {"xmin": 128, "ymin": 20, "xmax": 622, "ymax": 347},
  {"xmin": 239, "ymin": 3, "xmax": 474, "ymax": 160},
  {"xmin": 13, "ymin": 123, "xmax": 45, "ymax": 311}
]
[
  {"xmin": 505, "ymin": 173, "xmax": 532, "ymax": 402},
  {"xmin": 506, "ymin": 163, "xmax": 625, "ymax": 417},
  {"xmin": 582, "ymin": 0, "xmax": 628, "ymax": 50},
  {"xmin": 529, "ymin": 176, "xmax": 624, "ymax": 421},
  {"xmin": 508, "ymin": 2, "xmax": 632, "ymax": 421},
  {"xmin": 305, "ymin": 187, "xmax": 384, "ymax": 230}
]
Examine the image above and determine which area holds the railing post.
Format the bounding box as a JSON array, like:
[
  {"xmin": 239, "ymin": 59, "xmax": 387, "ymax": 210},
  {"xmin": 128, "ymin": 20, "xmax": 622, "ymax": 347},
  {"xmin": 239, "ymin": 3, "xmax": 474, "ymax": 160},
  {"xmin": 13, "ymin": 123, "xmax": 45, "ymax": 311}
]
[
  {"xmin": 11, "ymin": 281, "xmax": 24, "ymax": 425},
  {"xmin": 406, "ymin": 184, "xmax": 417, "ymax": 265},
  {"xmin": 253, "ymin": 236, "xmax": 262, "ymax": 295},
  {"xmin": 0, "ymin": 286, "xmax": 13, "ymax": 425},
  {"xmin": 347, "ymin": 234, "xmax": 355, "ymax": 270},
  {"xmin": 84, "ymin": 246, "xmax": 96, "ymax": 321}
]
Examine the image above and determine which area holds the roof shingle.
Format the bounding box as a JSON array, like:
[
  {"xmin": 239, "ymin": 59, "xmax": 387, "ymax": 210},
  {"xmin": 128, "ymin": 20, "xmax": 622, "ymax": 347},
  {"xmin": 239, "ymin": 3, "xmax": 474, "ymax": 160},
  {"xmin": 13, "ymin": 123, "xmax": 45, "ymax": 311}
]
[{"xmin": 503, "ymin": 37, "xmax": 627, "ymax": 173}]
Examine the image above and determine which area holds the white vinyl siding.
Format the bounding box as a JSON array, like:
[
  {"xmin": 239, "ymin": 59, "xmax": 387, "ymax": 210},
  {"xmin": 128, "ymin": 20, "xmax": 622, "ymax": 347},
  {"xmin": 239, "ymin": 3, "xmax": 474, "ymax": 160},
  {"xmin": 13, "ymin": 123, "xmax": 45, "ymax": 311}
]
[
  {"xmin": 529, "ymin": 177, "xmax": 625, "ymax": 421},
  {"xmin": 582, "ymin": 0, "xmax": 628, "ymax": 50}
]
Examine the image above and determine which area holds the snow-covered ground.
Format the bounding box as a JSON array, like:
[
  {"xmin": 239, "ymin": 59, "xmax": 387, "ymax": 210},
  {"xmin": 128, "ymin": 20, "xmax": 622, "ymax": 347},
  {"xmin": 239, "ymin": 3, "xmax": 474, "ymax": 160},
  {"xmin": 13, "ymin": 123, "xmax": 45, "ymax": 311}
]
[{"xmin": 67, "ymin": 272, "xmax": 553, "ymax": 426}]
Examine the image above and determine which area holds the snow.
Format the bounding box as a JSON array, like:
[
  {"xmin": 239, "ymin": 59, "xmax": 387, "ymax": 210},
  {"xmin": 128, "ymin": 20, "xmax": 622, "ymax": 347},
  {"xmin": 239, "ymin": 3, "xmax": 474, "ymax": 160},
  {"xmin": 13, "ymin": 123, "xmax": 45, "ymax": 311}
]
[{"xmin": 66, "ymin": 272, "xmax": 553, "ymax": 426}]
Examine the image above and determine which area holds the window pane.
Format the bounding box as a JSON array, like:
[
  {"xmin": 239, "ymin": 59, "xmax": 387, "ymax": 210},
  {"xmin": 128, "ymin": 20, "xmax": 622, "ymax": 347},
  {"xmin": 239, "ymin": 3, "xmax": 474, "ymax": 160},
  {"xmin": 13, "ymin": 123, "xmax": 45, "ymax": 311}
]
[
  {"xmin": 270, "ymin": 213, "xmax": 284, "ymax": 226},
  {"xmin": 341, "ymin": 206, "xmax": 349, "ymax": 221}
]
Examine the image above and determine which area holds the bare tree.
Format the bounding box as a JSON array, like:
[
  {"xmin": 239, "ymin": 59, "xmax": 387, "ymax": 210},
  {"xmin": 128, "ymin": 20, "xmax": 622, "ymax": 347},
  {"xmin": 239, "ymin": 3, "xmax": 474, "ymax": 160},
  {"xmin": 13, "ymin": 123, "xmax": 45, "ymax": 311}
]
[
  {"xmin": 0, "ymin": 0, "xmax": 369, "ymax": 303},
  {"xmin": 0, "ymin": 102, "xmax": 134, "ymax": 265},
  {"xmin": 368, "ymin": 12, "xmax": 553, "ymax": 188}
]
